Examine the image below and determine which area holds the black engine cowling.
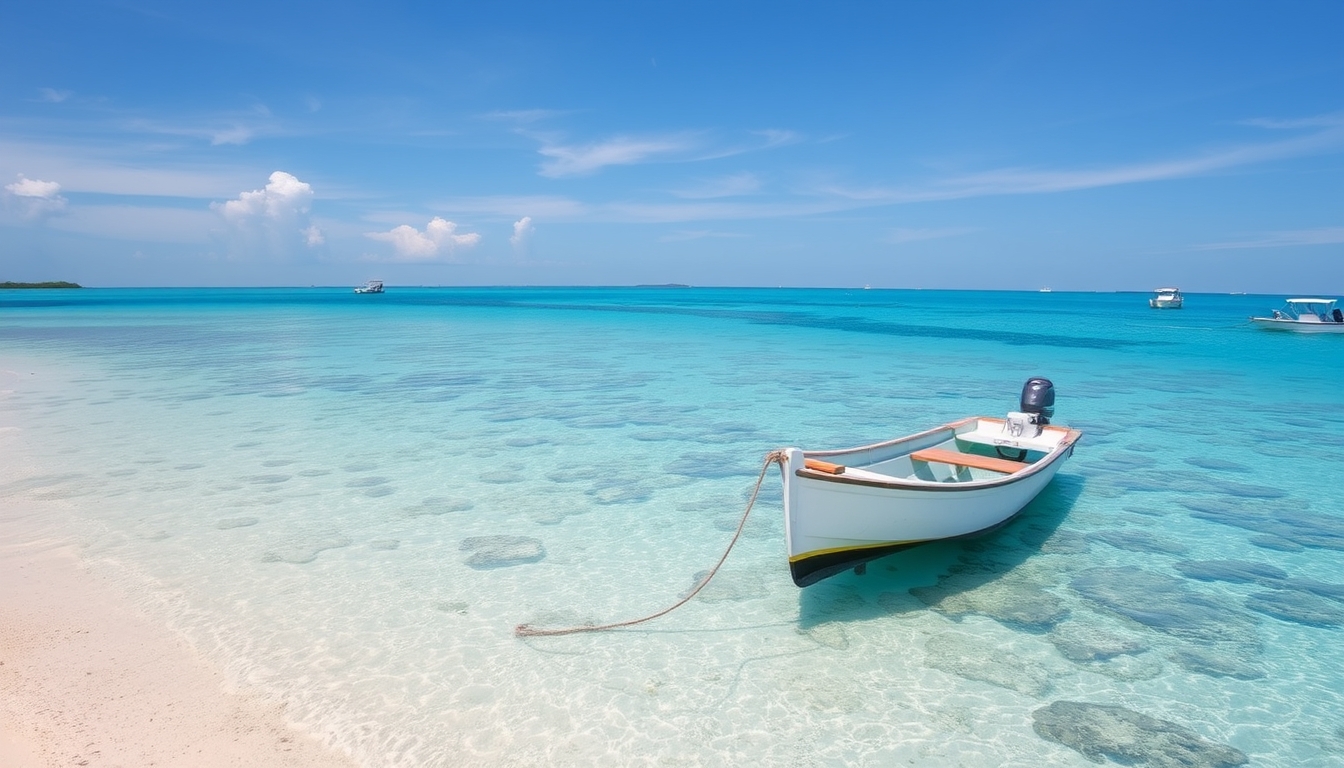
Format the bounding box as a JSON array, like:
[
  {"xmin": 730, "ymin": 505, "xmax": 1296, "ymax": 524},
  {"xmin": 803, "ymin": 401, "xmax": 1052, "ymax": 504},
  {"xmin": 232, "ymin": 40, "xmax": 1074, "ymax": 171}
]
[{"xmin": 1020, "ymin": 377, "xmax": 1055, "ymax": 424}]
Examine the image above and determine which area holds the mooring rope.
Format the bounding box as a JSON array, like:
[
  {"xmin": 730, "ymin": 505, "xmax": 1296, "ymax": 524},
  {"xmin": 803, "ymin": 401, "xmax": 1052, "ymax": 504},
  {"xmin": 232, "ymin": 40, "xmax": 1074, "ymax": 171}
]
[{"xmin": 515, "ymin": 449, "xmax": 787, "ymax": 638}]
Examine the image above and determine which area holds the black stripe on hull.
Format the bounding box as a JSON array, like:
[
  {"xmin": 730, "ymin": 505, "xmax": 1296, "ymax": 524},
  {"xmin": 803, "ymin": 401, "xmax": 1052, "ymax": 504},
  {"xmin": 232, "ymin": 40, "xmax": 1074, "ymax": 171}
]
[{"xmin": 788, "ymin": 511, "xmax": 1025, "ymax": 588}]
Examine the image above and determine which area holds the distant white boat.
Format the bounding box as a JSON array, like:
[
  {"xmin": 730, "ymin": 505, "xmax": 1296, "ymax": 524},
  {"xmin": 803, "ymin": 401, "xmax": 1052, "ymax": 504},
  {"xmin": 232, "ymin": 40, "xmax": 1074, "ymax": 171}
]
[
  {"xmin": 779, "ymin": 378, "xmax": 1081, "ymax": 586},
  {"xmin": 1149, "ymin": 287, "xmax": 1183, "ymax": 309},
  {"xmin": 354, "ymin": 280, "xmax": 384, "ymax": 294},
  {"xmin": 1250, "ymin": 298, "xmax": 1344, "ymax": 333},
  {"xmin": 1039, "ymin": 287, "xmax": 1052, "ymax": 293}
]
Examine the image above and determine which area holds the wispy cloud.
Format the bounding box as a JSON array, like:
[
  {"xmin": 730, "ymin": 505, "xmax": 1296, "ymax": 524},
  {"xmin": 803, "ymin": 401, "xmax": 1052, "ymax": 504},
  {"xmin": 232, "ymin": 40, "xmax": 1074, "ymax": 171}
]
[
  {"xmin": 481, "ymin": 109, "xmax": 567, "ymax": 123},
  {"xmin": 886, "ymin": 227, "xmax": 975, "ymax": 244},
  {"xmin": 671, "ymin": 172, "xmax": 761, "ymax": 199},
  {"xmin": 660, "ymin": 229, "xmax": 747, "ymax": 242},
  {"xmin": 1239, "ymin": 113, "xmax": 1344, "ymax": 130},
  {"xmin": 38, "ymin": 88, "xmax": 72, "ymax": 103},
  {"xmin": 365, "ymin": 217, "xmax": 481, "ymax": 261},
  {"xmin": 537, "ymin": 134, "xmax": 697, "ymax": 177},
  {"xmin": 819, "ymin": 121, "xmax": 1344, "ymax": 204},
  {"xmin": 1190, "ymin": 227, "xmax": 1344, "ymax": 251}
]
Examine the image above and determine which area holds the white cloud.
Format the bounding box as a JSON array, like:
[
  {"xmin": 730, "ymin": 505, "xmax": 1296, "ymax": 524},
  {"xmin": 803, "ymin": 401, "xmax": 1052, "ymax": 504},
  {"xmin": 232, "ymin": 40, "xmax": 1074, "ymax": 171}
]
[
  {"xmin": 1190, "ymin": 227, "xmax": 1344, "ymax": 251},
  {"xmin": 538, "ymin": 135, "xmax": 694, "ymax": 177},
  {"xmin": 3, "ymin": 174, "xmax": 68, "ymax": 219},
  {"xmin": 671, "ymin": 172, "xmax": 761, "ymax": 199},
  {"xmin": 510, "ymin": 216, "xmax": 534, "ymax": 251},
  {"xmin": 365, "ymin": 217, "xmax": 481, "ymax": 261},
  {"xmin": 215, "ymin": 171, "xmax": 314, "ymax": 221},
  {"xmin": 211, "ymin": 172, "xmax": 323, "ymax": 252},
  {"xmin": 38, "ymin": 88, "xmax": 71, "ymax": 103}
]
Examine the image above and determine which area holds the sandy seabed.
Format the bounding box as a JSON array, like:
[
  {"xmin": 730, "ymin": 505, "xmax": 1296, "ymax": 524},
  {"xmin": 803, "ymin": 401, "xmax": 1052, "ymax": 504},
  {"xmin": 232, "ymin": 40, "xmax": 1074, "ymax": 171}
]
[{"xmin": 0, "ymin": 498, "xmax": 358, "ymax": 768}]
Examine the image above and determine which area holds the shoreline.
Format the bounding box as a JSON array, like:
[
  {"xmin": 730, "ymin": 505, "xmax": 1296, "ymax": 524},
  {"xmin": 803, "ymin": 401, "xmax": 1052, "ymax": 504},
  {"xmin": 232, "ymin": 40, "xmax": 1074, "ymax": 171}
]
[{"xmin": 0, "ymin": 501, "xmax": 359, "ymax": 768}]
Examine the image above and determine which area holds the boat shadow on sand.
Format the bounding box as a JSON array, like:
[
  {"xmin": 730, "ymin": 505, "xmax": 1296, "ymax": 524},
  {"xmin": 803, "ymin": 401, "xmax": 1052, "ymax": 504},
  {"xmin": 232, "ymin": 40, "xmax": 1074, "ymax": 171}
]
[{"xmin": 796, "ymin": 475, "xmax": 1085, "ymax": 630}]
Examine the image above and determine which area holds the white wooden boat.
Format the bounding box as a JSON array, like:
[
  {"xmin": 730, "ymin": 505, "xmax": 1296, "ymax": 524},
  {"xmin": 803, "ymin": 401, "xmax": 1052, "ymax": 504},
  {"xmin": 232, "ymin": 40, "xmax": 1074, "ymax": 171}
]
[
  {"xmin": 1149, "ymin": 287, "xmax": 1183, "ymax": 309},
  {"xmin": 354, "ymin": 280, "xmax": 385, "ymax": 294},
  {"xmin": 780, "ymin": 378, "xmax": 1081, "ymax": 586},
  {"xmin": 1249, "ymin": 298, "xmax": 1344, "ymax": 333}
]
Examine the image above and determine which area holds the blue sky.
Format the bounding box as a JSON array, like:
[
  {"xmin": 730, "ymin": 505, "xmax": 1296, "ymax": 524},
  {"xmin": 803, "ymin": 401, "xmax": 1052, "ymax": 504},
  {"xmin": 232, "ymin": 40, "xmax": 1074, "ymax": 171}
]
[{"xmin": 2, "ymin": 1, "xmax": 1341, "ymax": 291}]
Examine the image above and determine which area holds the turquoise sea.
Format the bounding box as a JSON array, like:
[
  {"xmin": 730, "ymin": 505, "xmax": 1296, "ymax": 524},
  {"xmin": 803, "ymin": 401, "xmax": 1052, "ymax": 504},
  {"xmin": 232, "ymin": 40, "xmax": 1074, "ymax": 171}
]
[{"xmin": 2, "ymin": 287, "xmax": 1342, "ymax": 767}]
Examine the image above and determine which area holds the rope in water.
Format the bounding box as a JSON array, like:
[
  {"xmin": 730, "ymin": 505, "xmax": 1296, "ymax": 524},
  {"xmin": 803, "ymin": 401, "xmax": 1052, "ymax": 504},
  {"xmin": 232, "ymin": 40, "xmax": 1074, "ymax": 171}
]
[{"xmin": 514, "ymin": 449, "xmax": 787, "ymax": 638}]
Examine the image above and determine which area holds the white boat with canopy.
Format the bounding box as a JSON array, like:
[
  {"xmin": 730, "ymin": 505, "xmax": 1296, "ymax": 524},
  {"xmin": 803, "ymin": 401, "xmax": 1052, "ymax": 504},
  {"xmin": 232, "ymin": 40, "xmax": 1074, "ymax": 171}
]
[
  {"xmin": 354, "ymin": 280, "xmax": 385, "ymax": 294},
  {"xmin": 1149, "ymin": 287, "xmax": 1183, "ymax": 309},
  {"xmin": 780, "ymin": 378, "xmax": 1081, "ymax": 587},
  {"xmin": 1249, "ymin": 298, "xmax": 1344, "ymax": 333}
]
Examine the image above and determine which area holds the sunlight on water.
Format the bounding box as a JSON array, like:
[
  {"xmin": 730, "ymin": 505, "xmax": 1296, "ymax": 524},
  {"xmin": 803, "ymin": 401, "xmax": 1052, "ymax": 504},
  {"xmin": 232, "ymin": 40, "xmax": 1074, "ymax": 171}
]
[{"xmin": 2, "ymin": 287, "xmax": 1342, "ymax": 766}]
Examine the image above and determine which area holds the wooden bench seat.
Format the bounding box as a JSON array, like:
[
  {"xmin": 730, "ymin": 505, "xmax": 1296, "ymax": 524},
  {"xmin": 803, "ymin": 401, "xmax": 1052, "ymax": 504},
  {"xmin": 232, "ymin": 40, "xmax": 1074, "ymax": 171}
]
[
  {"xmin": 909, "ymin": 447, "xmax": 1027, "ymax": 475},
  {"xmin": 803, "ymin": 458, "xmax": 846, "ymax": 474}
]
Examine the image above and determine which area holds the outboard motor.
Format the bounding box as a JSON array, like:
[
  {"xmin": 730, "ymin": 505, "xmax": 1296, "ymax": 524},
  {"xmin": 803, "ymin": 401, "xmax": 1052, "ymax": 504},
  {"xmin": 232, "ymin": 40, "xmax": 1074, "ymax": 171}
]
[{"xmin": 1003, "ymin": 377, "xmax": 1055, "ymax": 439}]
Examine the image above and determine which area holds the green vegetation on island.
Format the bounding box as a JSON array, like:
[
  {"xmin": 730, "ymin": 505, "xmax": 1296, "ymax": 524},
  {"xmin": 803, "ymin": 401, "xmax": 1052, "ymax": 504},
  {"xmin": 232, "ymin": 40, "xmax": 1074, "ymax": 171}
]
[{"xmin": 0, "ymin": 281, "xmax": 83, "ymax": 289}]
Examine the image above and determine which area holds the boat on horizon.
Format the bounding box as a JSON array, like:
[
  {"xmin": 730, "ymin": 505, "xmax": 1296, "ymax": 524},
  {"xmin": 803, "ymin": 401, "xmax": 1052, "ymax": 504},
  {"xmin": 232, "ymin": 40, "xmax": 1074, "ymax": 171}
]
[
  {"xmin": 1249, "ymin": 298, "xmax": 1344, "ymax": 333},
  {"xmin": 779, "ymin": 378, "xmax": 1081, "ymax": 587},
  {"xmin": 1149, "ymin": 287, "xmax": 1184, "ymax": 309},
  {"xmin": 354, "ymin": 280, "xmax": 385, "ymax": 294}
]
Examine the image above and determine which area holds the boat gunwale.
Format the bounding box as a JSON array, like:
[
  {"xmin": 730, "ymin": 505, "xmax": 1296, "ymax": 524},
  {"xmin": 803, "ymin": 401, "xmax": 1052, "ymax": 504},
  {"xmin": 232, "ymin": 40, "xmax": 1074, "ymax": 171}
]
[{"xmin": 791, "ymin": 418, "xmax": 1082, "ymax": 492}]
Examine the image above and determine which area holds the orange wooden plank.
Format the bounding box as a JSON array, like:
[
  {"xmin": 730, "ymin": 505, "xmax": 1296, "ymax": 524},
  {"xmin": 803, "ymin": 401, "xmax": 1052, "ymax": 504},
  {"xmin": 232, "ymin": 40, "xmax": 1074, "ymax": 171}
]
[
  {"xmin": 803, "ymin": 458, "xmax": 846, "ymax": 474},
  {"xmin": 910, "ymin": 447, "xmax": 1026, "ymax": 474}
]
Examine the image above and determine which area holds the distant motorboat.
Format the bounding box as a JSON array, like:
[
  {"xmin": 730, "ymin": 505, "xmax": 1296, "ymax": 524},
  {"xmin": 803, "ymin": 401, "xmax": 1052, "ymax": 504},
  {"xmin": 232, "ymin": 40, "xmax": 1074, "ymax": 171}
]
[
  {"xmin": 1250, "ymin": 298, "xmax": 1344, "ymax": 333},
  {"xmin": 1039, "ymin": 287, "xmax": 1052, "ymax": 293},
  {"xmin": 1149, "ymin": 287, "xmax": 1183, "ymax": 309},
  {"xmin": 354, "ymin": 280, "xmax": 385, "ymax": 294},
  {"xmin": 779, "ymin": 378, "xmax": 1081, "ymax": 587}
]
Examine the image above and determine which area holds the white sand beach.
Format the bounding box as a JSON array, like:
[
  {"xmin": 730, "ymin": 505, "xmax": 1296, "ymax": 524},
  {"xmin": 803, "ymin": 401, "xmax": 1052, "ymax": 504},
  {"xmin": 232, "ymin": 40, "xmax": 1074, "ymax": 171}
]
[{"xmin": 0, "ymin": 501, "xmax": 358, "ymax": 768}]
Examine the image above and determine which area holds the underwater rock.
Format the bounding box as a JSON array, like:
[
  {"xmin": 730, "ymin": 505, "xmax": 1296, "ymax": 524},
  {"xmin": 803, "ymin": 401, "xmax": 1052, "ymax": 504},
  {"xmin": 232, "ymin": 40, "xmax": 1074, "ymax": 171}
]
[
  {"xmin": 1168, "ymin": 646, "xmax": 1265, "ymax": 680},
  {"xmin": 1174, "ymin": 560, "xmax": 1288, "ymax": 585},
  {"xmin": 1028, "ymin": 529, "xmax": 1091, "ymax": 554},
  {"xmin": 1090, "ymin": 529, "xmax": 1189, "ymax": 555},
  {"xmin": 1071, "ymin": 567, "xmax": 1260, "ymax": 648},
  {"xmin": 1080, "ymin": 652, "xmax": 1164, "ymax": 682},
  {"xmin": 911, "ymin": 573, "xmax": 1069, "ymax": 629},
  {"xmin": 1248, "ymin": 534, "xmax": 1304, "ymax": 552},
  {"xmin": 663, "ymin": 452, "xmax": 754, "ymax": 479},
  {"xmin": 243, "ymin": 474, "xmax": 291, "ymax": 484},
  {"xmin": 480, "ymin": 469, "xmax": 525, "ymax": 484},
  {"xmin": 434, "ymin": 600, "xmax": 468, "ymax": 614},
  {"xmin": 460, "ymin": 535, "xmax": 546, "ymax": 569},
  {"xmin": 261, "ymin": 532, "xmax": 353, "ymax": 564},
  {"xmin": 1245, "ymin": 590, "xmax": 1344, "ymax": 628},
  {"xmin": 1182, "ymin": 503, "xmax": 1344, "ymax": 552},
  {"xmin": 586, "ymin": 483, "xmax": 653, "ymax": 505},
  {"xmin": 404, "ymin": 496, "xmax": 474, "ymax": 516},
  {"xmin": 1183, "ymin": 457, "xmax": 1250, "ymax": 473},
  {"xmin": 216, "ymin": 516, "xmax": 259, "ymax": 529},
  {"xmin": 1032, "ymin": 701, "xmax": 1248, "ymax": 768},
  {"xmin": 1283, "ymin": 578, "xmax": 1344, "ymax": 603},
  {"xmin": 1048, "ymin": 621, "xmax": 1148, "ymax": 662},
  {"xmin": 924, "ymin": 632, "xmax": 1051, "ymax": 696}
]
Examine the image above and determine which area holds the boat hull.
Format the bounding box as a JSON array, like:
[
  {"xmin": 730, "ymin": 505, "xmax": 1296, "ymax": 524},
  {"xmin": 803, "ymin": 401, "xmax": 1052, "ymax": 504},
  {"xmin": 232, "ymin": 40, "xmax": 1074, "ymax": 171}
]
[
  {"xmin": 1250, "ymin": 317, "xmax": 1344, "ymax": 333},
  {"xmin": 781, "ymin": 418, "xmax": 1079, "ymax": 587},
  {"xmin": 1149, "ymin": 299, "xmax": 1182, "ymax": 309}
]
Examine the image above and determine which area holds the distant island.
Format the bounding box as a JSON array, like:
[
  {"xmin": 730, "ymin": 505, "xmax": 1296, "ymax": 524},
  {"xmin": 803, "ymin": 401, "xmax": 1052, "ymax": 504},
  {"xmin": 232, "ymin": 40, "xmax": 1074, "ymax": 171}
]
[{"xmin": 0, "ymin": 281, "xmax": 82, "ymax": 289}]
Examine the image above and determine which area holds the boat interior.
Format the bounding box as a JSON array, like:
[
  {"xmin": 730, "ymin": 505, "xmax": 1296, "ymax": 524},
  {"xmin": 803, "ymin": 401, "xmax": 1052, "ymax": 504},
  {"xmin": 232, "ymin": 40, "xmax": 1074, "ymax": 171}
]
[{"xmin": 803, "ymin": 417, "xmax": 1071, "ymax": 485}]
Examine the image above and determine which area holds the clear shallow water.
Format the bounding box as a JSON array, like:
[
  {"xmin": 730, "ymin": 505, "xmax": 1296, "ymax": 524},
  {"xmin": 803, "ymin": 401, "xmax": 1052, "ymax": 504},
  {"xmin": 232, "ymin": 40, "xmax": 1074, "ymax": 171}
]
[{"xmin": 2, "ymin": 287, "xmax": 1342, "ymax": 767}]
